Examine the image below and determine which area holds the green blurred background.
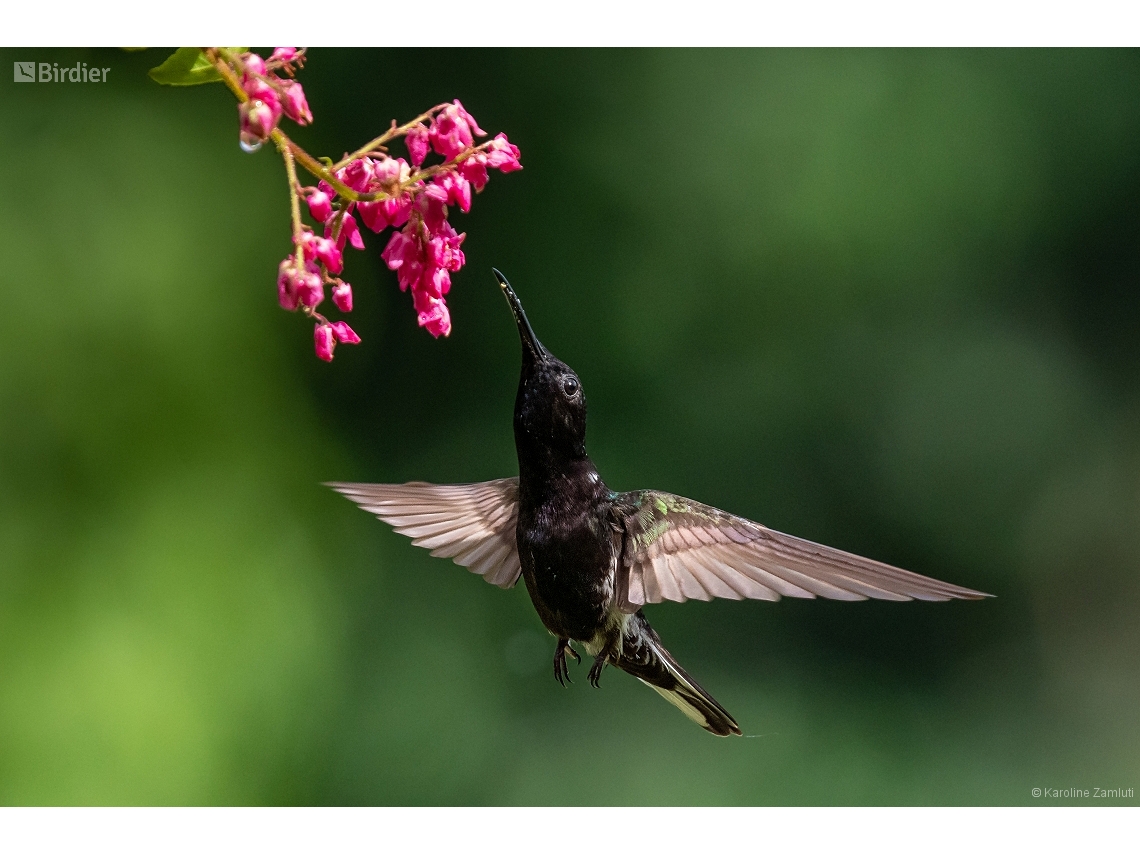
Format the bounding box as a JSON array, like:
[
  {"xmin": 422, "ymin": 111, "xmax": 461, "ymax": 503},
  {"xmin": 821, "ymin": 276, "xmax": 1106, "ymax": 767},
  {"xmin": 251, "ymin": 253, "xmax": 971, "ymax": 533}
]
[{"xmin": 1, "ymin": 48, "xmax": 1138, "ymax": 805}]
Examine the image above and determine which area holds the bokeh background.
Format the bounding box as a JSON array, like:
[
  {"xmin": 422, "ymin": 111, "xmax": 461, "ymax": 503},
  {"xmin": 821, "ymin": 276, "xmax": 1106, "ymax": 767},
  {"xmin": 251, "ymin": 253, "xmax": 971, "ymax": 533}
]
[{"xmin": 1, "ymin": 48, "xmax": 1138, "ymax": 805}]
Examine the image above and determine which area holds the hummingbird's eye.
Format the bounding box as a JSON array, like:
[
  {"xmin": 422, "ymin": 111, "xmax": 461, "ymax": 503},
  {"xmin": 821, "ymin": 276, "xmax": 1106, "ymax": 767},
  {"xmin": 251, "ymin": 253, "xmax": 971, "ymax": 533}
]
[{"xmin": 563, "ymin": 377, "xmax": 579, "ymax": 397}]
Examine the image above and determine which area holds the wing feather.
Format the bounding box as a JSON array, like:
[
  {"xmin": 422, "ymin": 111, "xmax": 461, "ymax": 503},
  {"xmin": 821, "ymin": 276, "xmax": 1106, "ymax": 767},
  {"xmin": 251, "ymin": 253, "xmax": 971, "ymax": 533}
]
[
  {"xmin": 687, "ymin": 551, "xmax": 743, "ymax": 600},
  {"xmin": 614, "ymin": 490, "xmax": 989, "ymax": 611},
  {"xmin": 327, "ymin": 478, "xmax": 521, "ymax": 589},
  {"xmin": 706, "ymin": 545, "xmax": 780, "ymax": 601}
]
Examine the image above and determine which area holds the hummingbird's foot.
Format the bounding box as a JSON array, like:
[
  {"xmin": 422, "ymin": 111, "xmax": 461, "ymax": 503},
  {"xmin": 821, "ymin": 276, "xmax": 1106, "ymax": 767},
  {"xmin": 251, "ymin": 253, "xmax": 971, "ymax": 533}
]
[
  {"xmin": 588, "ymin": 654, "xmax": 607, "ymax": 688},
  {"xmin": 553, "ymin": 638, "xmax": 579, "ymax": 686}
]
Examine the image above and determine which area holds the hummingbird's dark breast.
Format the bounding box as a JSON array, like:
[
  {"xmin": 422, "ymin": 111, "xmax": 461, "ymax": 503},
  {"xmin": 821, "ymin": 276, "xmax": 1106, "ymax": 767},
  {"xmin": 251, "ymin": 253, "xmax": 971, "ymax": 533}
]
[{"xmin": 515, "ymin": 470, "xmax": 618, "ymax": 643}]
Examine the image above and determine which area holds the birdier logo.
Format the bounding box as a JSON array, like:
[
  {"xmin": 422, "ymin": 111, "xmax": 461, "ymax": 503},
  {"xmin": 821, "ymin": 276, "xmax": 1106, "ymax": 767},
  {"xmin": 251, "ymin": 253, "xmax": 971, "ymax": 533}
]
[{"xmin": 13, "ymin": 61, "xmax": 109, "ymax": 83}]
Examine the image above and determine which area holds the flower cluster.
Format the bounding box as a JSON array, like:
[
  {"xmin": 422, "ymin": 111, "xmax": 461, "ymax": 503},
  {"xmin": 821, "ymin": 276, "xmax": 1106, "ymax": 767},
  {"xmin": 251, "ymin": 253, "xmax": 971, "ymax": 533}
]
[
  {"xmin": 282, "ymin": 99, "xmax": 520, "ymax": 354},
  {"xmin": 376, "ymin": 115, "xmax": 521, "ymax": 338},
  {"xmin": 235, "ymin": 48, "xmax": 312, "ymax": 153},
  {"xmin": 192, "ymin": 48, "xmax": 521, "ymax": 361}
]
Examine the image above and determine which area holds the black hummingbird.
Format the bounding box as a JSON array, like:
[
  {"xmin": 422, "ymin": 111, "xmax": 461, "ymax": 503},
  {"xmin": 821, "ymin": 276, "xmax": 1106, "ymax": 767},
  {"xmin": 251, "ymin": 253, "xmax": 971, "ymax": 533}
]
[{"xmin": 329, "ymin": 270, "xmax": 990, "ymax": 736}]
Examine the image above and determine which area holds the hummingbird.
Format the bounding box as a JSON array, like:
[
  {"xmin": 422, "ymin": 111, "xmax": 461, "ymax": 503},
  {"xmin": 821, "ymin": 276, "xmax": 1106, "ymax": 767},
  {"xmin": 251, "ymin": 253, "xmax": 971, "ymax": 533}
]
[{"xmin": 328, "ymin": 270, "xmax": 990, "ymax": 736}]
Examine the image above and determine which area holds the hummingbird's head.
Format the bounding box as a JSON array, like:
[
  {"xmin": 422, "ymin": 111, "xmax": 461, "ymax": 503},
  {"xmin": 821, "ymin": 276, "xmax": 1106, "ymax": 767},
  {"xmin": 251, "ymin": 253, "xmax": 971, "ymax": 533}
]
[{"xmin": 495, "ymin": 269, "xmax": 587, "ymax": 460}]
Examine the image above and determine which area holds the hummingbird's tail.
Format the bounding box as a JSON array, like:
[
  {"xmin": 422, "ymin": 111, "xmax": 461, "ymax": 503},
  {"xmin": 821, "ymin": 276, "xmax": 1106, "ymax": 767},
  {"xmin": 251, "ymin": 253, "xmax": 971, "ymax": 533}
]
[{"xmin": 616, "ymin": 612, "xmax": 742, "ymax": 737}]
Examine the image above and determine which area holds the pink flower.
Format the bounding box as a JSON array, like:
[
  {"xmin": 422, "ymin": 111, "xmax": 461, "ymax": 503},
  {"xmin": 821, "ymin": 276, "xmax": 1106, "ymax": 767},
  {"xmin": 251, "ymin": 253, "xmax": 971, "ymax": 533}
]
[
  {"xmin": 300, "ymin": 233, "xmax": 343, "ymax": 274},
  {"xmin": 326, "ymin": 212, "xmax": 364, "ymax": 251},
  {"xmin": 239, "ymin": 98, "xmax": 278, "ymax": 145},
  {"xmin": 429, "ymin": 100, "xmax": 485, "ymax": 161},
  {"xmin": 314, "ymin": 323, "xmax": 336, "ymax": 361},
  {"xmin": 381, "ymin": 229, "xmax": 417, "ymax": 268},
  {"xmin": 356, "ymin": 201, "xmax": 383, "ymax": 233},
  {"xmin": 278, "ymin": 257, "xmax": 324, "ymax": 310},
  {"xmin": 270, "ymin": 47, "xmax": 299, "ymax": 63},
  {"xmin": 330, "ymin": 321, "xmax": 361, "ymax": 344},
  {"xmin": 306, "ymin": 188, "xmax": 333, "ymax": 223},
  {"xmin": 384, "ymin": 196, "xmax": 413, "ymax": 228},
  {"xmin": 280, "ymin": 80, "xmax": 312, "ymax": 126},
  {"xmin": 451, "ymin": 100, "xmax": 485, "ymax": 136},
  {"xmin": 357, "ymin": 181, "xmax": 412, "ymax": 234},
  {"xmin": 332, "ymin": 282, "xmax": 353, "ymax": 312},
  {"xmin": 348, "ymin": 216, "xmax": 364, "ymax": 249},
  {"xmin": 337, "ymin": 158, "xmax": 374, "ymax": 193},
  {"xmin": 458, "ymin": 154, "xmax": 489, "ymax": 190},
  {"xmin": 371, "ymin": 156, "xmax": 410, "ymax": 187},
  {"xmin": 485, "ymin": 133, "xmax": 522, "ymax": 172},
  {"xmin": 243, "ymin": 53, "xmax": 268, "ymax": 77},
  {"xmin": 242, "ymin": 77, "xmax": 281, "ymax": 117},
  {"xmin": 277, "ymin": 259, "xmax": 301, "ymax": 310},
  {"xmin": 358, "ymin": 195, "xmax": 411, "ymax": 232},
  {"xmin": 418, "ymin": 184, "xmax": 449, "ymax": 233},
  {"xmin": 297, "ymin": 269, "xmax": 324, "ymax": 308},
  {"xmin": 405, "ymin": 123, "xmax": 430, "ymax": 166},
  {"xmin": 434, "ymin": 171, "xmax": 472, "ymax": 213},
  {"xmin": 416, "ymin": 296, "xmax": 451, "ymax": 338},
  {"xmin": 419, "ymin": 266, "xmax": 452, "ymax": 299},
  {"xmin": 356, "ymin": 158, "xmax": 413, "ymax": 232},
  {"xmin": 382, "ymin": 228, "xmax": 424, "ymax": 291},
  {"xmin": 427, "ymin": 223, "xmax": 466, "ymax": 272}
]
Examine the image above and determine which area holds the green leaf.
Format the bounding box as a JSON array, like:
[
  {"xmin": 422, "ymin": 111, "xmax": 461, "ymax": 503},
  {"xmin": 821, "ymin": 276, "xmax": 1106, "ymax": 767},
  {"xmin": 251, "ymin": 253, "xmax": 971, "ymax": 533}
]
[{"xmin": 148, "ymin": 48, "xmax": 225, "ymax": 86}]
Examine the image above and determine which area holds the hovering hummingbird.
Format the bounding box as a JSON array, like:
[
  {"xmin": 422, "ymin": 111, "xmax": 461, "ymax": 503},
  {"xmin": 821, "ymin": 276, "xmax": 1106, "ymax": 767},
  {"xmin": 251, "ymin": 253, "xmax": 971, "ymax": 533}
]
[{"xmin": 329, "ymin": 270, "xmax": 990, "ymax": 736}]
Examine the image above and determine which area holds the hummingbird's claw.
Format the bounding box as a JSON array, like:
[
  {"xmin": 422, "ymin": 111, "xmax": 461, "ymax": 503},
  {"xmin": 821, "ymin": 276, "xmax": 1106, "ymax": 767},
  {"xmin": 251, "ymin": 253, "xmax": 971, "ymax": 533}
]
[
  {"xmin": 588, "ymin": 654, "xmax": 606, "ymax": 688},
  {"xmin": 553, "ymin": 638, "xmax": 577, "ymax": 686}
]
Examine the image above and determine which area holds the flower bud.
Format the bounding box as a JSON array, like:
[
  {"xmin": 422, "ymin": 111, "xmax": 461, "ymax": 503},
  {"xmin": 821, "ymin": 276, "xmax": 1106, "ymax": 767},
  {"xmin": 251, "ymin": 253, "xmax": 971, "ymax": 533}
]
[
  {"xmin": 429, "ymin": 101, "xmax": 480, "ymax": 161},
  {"xmin": 337, "ymin": 158, "xmax": 374, "ymax": 193},
  {"xmin": 314, "ymin": 323, "xmax": 336, "ymax": 361},
  {"xmin": 280, "ymin": 80, "xmax": 313, "ymax": 126},
  {"xmin": 406, "ymin": 123, "xmax": 430, "ymax": 166},
  {"xmin": 332, "ymin": 282, "xmax": 353, "ymax": 313},
  {"xmin": 302, "ymin": 234, "xmax": 343, "ymax": 275},
  {"xmin": 330, "ymin": 321, "xmax": 361, "ymax": 344},
  {"xmin": 418, "ymin": 184, "xmax": 449, "ymax": 233},
  {"xmin": 434, "ymin": 171, "xmax": 472, "ymax": 213},
  {"xmin": 327, "ymin": 213, "xmax": 364, "ymax": 251},
  {"xmin": 485, "ymin": 133, "xmax": 522, "ymax": 172},
  {"xmin": 297, "ymin": 270, "xmax": 324, "ymax": 308},
  {"xmin": 382, "ymin": 228, "xmax": 424, "ymax": 292},
  {"xmin": 416, "ymin": 296, "xmax": 451, "ymax": 338},
  {"xmin": 458, "ymin": 154, "xmax": 489, "ymax": 190},
  {"xmin": 243, "ymin": 53, "xmax": 267, "ymax": 77},
  {"xmin": 419, "ymin": 266, "xmax": 451, "ymax": 299},
  {"xmin": 306, "ymin": 189, "xmax": 333, "ymax": 223},
  {"xmin": 239, "ymin": 98, "xmax": 278, "ymax": 143},
  {"xmin": 277, "ymin": 258, "xmax": 300, "ymax": 311},
  {"xmin": 371, "ymin": 156, "xmax": 410, "ymax": 187}
]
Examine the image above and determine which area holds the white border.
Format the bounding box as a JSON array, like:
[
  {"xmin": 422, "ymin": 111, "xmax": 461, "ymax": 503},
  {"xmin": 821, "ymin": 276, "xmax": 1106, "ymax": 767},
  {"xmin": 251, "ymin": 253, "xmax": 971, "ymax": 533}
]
[
  {"xmin": 1, "ymin": 807, "xmax": 1138, "ymax": 854},
  {"xmin": 3, "ymin": 1, "xmax": 1139, "ymax": 48}
]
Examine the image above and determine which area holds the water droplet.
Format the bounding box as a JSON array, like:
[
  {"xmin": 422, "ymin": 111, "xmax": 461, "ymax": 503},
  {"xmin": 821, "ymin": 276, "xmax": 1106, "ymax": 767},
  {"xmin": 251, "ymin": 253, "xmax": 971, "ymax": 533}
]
[{"xmin": 239, "ymin": 137, "xmax": 262, "ymax": 153}]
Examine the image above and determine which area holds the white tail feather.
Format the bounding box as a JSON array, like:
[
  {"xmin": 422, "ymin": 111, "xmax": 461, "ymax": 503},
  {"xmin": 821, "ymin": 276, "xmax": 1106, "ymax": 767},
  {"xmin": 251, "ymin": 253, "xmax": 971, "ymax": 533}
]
[{"xmin": 640, "ymin": 679, "xmax": 712, "ymax": 729}]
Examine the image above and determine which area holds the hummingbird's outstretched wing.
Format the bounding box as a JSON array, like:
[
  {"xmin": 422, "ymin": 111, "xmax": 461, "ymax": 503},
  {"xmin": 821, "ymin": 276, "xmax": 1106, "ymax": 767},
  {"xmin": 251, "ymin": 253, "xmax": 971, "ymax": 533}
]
[
  {"xmin": 327, "ymin": 479, "xmax": 522, "ymax": 588},
  {"xmin": 611, "ymin": 491, "xmax": 990, "ymax": 612}
]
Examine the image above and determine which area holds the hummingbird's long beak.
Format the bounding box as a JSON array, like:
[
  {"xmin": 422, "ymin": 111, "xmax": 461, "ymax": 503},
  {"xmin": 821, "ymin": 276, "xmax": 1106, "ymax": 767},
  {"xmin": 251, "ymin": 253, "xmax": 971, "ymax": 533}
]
[{"xmin": 494, "ymin": 269, "xmax": 547, "ymax": 363}]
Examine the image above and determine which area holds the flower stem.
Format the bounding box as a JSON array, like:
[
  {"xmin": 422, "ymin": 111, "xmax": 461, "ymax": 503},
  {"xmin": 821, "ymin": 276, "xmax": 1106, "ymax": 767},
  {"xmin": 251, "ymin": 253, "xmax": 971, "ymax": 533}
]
[
  {"xmin": 331, "ymin": 104, "xmax": 446, "ymax": 172},
  {"xmin": 207, "ymin": 50, "xmax": 486, "ymax": 205},
  {"xmin": 282, "ymin": 145, "xmax": 305, "ymax": 272},
  {"xmin": 206, "ymin": 49, "xmax": 367, "ymax": 200}
]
